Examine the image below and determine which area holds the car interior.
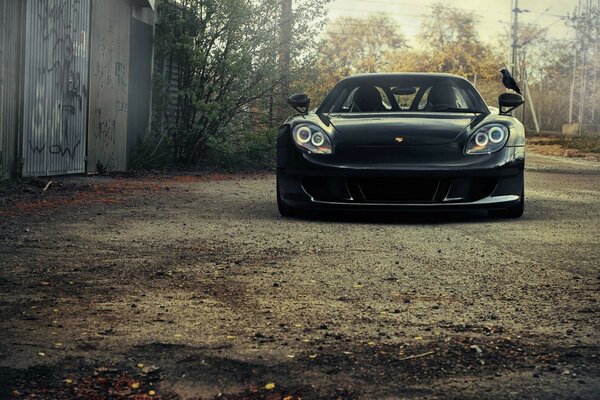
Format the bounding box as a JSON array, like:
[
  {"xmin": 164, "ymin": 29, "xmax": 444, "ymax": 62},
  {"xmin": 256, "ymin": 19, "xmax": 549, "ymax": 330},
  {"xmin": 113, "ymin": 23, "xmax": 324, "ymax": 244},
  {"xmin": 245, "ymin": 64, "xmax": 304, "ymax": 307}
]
[{"xmin": 341, "ymin": 84, "xmax": 474, "ymax": 113}]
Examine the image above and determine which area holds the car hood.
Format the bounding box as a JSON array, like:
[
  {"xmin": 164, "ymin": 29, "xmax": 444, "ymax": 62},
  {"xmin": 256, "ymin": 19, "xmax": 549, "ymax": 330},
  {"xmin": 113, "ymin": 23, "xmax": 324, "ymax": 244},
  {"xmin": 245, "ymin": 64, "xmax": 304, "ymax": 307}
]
[{"xmin": 327, "ymin": 113, "xmax": 484, "ymax": 147}]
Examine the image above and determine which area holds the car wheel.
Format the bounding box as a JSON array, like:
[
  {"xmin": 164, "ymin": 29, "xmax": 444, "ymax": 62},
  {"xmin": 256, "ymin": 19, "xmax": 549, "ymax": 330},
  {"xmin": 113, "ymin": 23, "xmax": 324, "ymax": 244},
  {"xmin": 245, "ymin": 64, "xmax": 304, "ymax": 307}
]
[
  {"xmin": 490, "ymin": 183, "xmax": 524, "ymax": 219},
  {"xmin": 277, "ymin": 173, "xmax": 300, "ymax": 218}
]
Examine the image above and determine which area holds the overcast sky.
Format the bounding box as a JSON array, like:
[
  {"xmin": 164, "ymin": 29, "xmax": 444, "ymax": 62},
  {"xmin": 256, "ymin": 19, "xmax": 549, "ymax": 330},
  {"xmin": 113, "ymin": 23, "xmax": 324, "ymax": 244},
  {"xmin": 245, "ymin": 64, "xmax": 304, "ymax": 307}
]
[{"xmin": 327, "ymin": 0, "xmax": 580, "ymax": 47}]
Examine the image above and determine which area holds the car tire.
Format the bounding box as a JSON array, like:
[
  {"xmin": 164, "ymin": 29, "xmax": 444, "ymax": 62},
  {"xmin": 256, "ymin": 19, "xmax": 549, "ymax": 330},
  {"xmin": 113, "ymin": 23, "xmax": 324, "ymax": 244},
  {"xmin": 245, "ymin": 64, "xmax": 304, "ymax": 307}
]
[
  {"xmin": 490, "ymin": 183, "xmax": 524, "ymax": 219},
  {"xmin": 277, "ymin": 173, "xmax": 300, "ymax": 218}
]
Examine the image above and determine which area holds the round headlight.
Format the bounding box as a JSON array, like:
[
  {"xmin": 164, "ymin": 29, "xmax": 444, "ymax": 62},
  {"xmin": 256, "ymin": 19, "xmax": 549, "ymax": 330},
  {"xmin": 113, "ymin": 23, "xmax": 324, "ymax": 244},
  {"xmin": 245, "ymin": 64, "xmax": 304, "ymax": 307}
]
[
  {"xmin": 475, "ymin": 132, "xmax": 489, "ymax": 147},
  {"xmin": 296, "ymin": 126, "xmax": 312, "ymax": 143},
  {"xmin": 488, "ymin": 126, "xmax": 505, "ymax": 143},
  {"xmin": 311, "ymin": 132, "xmax": 325, "ymax": 147}
]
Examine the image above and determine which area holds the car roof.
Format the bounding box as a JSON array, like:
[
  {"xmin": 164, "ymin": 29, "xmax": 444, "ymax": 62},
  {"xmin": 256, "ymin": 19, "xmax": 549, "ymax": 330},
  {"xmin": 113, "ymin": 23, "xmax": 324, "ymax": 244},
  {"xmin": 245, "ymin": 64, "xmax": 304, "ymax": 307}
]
[{"xmin": 339, "ymin": 72, "xmax": 470, "ymax": 83}]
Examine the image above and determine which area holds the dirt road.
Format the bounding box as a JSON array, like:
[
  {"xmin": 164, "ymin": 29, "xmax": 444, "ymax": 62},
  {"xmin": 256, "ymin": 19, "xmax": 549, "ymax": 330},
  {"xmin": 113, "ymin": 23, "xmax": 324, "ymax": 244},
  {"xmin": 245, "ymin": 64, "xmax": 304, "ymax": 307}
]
[{"xmin": 1, "ymin": 152, "xmax": 599, "ymax": 399}]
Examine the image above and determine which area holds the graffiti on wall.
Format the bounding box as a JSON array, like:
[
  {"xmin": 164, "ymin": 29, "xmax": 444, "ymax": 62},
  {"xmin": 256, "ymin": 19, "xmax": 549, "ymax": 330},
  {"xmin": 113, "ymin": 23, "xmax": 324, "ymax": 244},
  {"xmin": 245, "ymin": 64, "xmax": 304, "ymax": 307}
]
[
  {"xmin": 89, "ymin": 8, "xmax": 129, "ymax": 170},
  {"xmin": 26, "ymin": 0, "xmax": 88, "ymax": 167}
]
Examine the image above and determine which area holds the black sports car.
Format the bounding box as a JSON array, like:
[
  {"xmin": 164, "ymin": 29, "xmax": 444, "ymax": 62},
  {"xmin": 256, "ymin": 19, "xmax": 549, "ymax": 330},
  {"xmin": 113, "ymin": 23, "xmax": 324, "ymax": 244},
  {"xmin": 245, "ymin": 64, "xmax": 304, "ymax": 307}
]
[{"xmin": 277, "ymin": 73, "xmax": 526, "ymax": 218}]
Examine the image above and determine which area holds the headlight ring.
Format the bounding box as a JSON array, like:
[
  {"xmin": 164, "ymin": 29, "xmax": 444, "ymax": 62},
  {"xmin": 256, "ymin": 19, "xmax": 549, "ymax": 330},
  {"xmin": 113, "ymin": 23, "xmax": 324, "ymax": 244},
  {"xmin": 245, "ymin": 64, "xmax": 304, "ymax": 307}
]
[
  {"xmin": 465, "ymin": 124, "xmax": 509, "ymax": 155},
  {"xmin": 292, "ymin": 124, "xmax": 333, "ymax": 154}
]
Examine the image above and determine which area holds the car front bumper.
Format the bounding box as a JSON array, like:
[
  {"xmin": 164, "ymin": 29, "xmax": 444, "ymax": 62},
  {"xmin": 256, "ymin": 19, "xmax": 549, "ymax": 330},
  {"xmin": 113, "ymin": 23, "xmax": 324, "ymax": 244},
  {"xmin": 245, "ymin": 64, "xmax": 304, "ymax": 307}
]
[{"xmin": 277, "ymin": 145, "xmax": 525, "ymax": 212}]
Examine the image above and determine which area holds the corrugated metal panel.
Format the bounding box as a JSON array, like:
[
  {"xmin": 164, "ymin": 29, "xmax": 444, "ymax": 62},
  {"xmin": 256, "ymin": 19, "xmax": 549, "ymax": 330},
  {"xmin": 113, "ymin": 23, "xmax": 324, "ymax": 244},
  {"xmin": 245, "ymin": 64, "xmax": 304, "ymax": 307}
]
[
  {"xmin": 127, "ymin": 16, "xmax": 153, "ymax": 162},
  {"xmin": 0, "ymin": 0, "xmax": 23, "ymax": 179},
  {"xmin": 87, "ymin": 0, "xmax": 130, "ymax": 173},
  {"xmin": 22, "ymin": 0, "xmax": 90, "ymax": 176}
]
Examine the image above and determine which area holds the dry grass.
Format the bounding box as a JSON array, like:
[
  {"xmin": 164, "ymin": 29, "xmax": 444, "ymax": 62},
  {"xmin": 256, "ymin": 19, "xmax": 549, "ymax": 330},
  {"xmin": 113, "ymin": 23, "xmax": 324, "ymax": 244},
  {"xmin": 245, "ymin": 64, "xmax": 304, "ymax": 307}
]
[{"xmin": 527, "ymin": 135, "xmax": 600, "ymax": 161}]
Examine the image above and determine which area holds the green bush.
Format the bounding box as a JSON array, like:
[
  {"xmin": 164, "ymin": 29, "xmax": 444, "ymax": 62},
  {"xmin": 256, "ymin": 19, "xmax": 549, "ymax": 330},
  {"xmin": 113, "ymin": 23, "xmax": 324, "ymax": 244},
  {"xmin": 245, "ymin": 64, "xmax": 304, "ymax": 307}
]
[
  {"xmin": 130, "ymin": 132, "xmax": 174, "ymax": 171},
  {"xmin": 206, "ymin": 129, "xmax": 277, "ymax": 171}
]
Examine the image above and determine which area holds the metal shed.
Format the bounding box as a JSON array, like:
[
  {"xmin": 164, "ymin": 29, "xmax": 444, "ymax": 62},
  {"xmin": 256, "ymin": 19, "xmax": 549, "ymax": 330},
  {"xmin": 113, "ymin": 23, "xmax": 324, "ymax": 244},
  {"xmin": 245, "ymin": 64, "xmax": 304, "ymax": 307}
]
[
  {"xmin": 0, "ymin": 0, "xmax": 24, "ymax": 179},
  {"xmin": 0, "ymin": 0, "xmax": 155, "ymax": 178}
]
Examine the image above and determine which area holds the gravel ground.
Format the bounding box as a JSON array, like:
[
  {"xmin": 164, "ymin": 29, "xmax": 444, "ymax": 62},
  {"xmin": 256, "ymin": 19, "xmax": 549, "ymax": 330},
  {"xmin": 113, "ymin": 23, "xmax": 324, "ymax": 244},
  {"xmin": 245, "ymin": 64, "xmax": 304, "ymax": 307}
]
[{"xmin": 0, "ymin": 152, "xmax": 599, "ymax": 399}]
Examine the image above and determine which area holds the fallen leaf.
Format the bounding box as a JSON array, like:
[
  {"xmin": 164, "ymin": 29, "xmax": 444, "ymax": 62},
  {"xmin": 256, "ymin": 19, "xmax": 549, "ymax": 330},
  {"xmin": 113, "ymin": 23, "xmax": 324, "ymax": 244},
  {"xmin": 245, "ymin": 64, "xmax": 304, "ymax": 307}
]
[
  {"xmin": 38, "ymin": 352, "xmax": 46, "ymax": 357},
  {"xmin": 174, "ymin": 334, "xmax": 182, "ymax": 338},
  {"xmin": 226, "ymin": 335, "xmax": 236, "ymax": 340},
  {"xmin": 342, "ymin": 351, "xmax": 353, "ymax": 355},
  {"xmin": 149, "ymin": 390, "xmax": 156, "ymax": 396},
  {"xmin": 54, "ymin": 342, "xmax": 63, "ymax": 347},
  {"xmin": 40, "ymin": 281, "xmax": 51, "ymax": 286},
  {"xmin": 142, "ymin": 365, "xmax": 160, "ymax": 374},
  {"xmin": 414, "ymin": 336, "xmax": 423, "ymax": 340},
  {"xmin": 131, "ymin": 381, "xmax": 140, "ymax": 389},
  {"xmin": 265, "ymin": 382, "xmax": 276, "ymax": 390},
  {"xmin": 64, "ymin": 379, "xmax": 73, "ymax": 384},
  {"xmin": 284, "ymin": 396, "xmax": 294, "ymax": 400},
  {"xmin": 367, "ymin": 341, "xmax": 376, "ymax": 346},
  {"xmin": 137, "ymin": 363, "xmax": 145, "ymax": 368},
  {"xmin": 286, "ymin": 354, "xmax": 295, "ymax": 358},
  {"xmin": 308, "ymin": 354, "xmax": 317, "ymax": 359}
]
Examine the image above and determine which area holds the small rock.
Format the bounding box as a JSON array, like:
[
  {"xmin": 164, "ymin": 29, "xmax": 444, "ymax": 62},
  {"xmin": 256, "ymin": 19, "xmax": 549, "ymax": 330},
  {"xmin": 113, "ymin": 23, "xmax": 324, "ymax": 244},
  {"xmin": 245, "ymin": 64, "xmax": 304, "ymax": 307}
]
[{"xmin": 470, "ymin": 345, "xmax": 483, "ymax": 354}]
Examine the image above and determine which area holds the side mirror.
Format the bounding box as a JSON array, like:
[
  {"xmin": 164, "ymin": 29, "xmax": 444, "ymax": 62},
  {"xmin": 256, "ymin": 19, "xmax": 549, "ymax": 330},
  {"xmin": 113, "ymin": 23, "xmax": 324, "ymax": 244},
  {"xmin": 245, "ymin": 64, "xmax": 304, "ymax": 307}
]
[
  {"xmin": 499, "ymin": 93, "xmax": 524, "ymax": 115},
  {"xmin": 287, "ymin": 93, "xmax": 310, "ymax": 114}
]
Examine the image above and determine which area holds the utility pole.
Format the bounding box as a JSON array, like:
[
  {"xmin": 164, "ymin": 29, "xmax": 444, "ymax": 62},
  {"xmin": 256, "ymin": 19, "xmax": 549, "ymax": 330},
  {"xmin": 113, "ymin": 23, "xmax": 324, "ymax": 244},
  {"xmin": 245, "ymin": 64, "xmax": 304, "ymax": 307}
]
[
  {"xmin": 280, "ymin": 0, "xmax": 293, "ymax": 101},
  {"xmin": 511, "ymin": 0, "xmax": 520, "ymax": 77},
  {"xmin": 570, "ymin": 0, "xmax": 581, "ymax": 125},
  {"xmin": 590, "ymin": 0, "xmax": 600, "ymax": 125},
  {"xmin": 511, "ymin": 0, "xmax": 530, "ymax": 122}
]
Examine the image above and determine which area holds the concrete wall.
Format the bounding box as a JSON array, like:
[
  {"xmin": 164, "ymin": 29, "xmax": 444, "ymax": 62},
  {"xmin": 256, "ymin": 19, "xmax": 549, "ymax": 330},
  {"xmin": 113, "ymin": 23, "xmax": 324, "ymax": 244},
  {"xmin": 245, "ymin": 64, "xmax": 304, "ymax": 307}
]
[{"xmin": 87, "ymin": 0, "xmax": 131, "ymax": 173}]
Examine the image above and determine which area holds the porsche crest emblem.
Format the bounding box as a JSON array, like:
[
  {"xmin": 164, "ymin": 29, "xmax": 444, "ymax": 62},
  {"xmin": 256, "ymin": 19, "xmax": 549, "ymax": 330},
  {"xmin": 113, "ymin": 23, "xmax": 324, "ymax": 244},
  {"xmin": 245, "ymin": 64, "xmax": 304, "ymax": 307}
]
[{"xmin": 394, "ymin": 137, "xmax": 404, "ymax": 143}]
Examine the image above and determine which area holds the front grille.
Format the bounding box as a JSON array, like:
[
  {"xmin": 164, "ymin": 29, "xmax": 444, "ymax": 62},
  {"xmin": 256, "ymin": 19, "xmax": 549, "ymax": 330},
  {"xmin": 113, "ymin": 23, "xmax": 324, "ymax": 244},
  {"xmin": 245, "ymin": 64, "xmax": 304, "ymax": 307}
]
[
  {"xmin": 356, "ymin": 178, "xmax": 444, "ymax": 202},
  {"xmin": 302, "ymin": 177, "xmax": 496, "ymax": 204}
]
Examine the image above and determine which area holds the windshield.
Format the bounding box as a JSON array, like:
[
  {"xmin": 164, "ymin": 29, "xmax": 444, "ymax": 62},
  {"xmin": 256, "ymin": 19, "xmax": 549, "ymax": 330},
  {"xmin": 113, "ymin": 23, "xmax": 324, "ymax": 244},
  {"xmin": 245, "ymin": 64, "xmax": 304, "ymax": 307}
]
[{"xmin": 318, "ymin": 75, "xmax": 488, "ymax": 114}]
